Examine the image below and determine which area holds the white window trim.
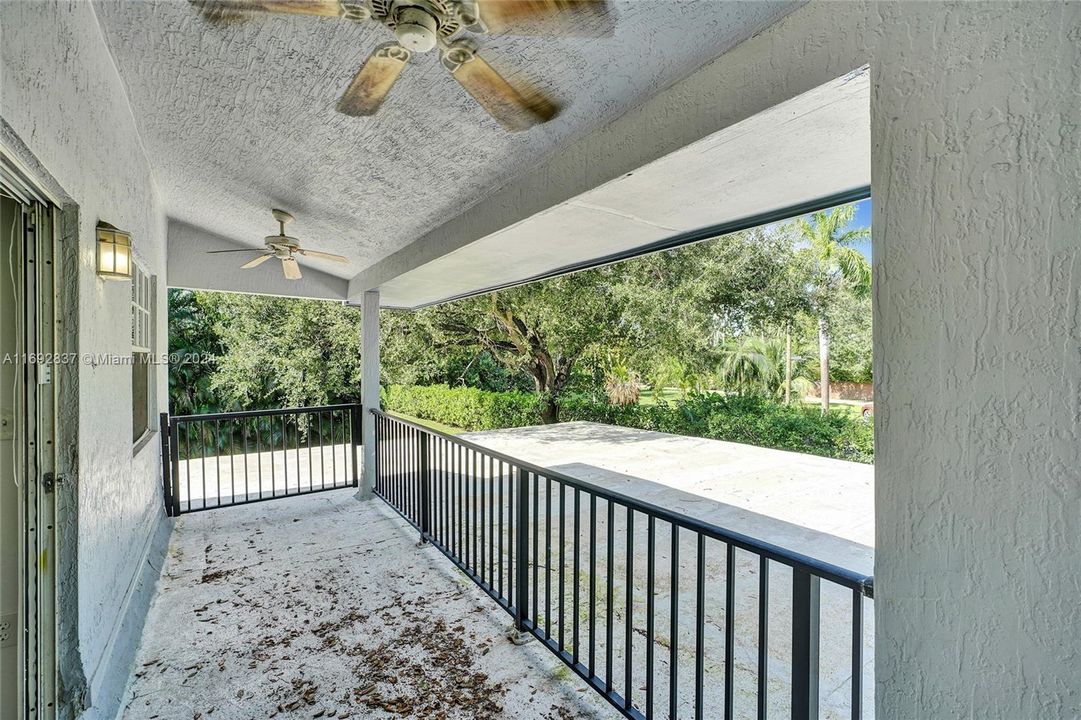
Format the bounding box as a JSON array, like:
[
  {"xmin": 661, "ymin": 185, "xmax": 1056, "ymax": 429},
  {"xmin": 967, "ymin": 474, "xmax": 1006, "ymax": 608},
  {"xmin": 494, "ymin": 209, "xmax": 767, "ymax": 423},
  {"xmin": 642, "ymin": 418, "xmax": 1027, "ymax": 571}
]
[{"xmin": 132, "ymin": 261, "xmax": 156, "ymax": 448}]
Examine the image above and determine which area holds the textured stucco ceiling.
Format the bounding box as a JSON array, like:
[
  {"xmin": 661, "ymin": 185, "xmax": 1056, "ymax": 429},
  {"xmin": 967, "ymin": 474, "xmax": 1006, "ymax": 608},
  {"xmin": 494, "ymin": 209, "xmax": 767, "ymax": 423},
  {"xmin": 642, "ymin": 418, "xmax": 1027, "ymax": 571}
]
[{"xmin": 93, "ymin": 0, "xmax": 798, "ymax": 279}]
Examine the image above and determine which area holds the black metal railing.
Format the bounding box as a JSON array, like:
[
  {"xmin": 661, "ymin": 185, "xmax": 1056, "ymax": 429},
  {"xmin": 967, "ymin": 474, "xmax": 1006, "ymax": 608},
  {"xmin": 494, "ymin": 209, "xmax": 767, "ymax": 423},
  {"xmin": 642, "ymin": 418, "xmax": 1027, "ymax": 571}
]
[
  {"xmin": 373, "ymin": 409, "xmax": 873, "ymax": 720},
  {"xmin": 161, "ymin": 404, "xmax": 361, "ymax": 515}
]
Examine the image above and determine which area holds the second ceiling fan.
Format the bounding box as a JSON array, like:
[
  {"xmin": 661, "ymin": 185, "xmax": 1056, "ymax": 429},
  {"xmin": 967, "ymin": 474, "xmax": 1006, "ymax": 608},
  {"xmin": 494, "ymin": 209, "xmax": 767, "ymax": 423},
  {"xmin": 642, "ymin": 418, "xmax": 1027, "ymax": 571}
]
[{"xmin": 192, "ymin": 0, "xmax": 615, "ymax": 132}]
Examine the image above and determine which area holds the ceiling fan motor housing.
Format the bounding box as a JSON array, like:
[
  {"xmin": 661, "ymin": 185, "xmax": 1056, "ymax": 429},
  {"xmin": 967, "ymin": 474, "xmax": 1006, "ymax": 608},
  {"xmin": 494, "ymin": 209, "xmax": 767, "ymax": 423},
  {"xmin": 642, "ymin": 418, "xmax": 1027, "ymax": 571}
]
[
  {"xmin": 265, "ymin": 234, "xmax": 300, "ymax": 257},
  {"xmin": 394, "ymin": 6, "xmax": 439, "ymax": 52}
]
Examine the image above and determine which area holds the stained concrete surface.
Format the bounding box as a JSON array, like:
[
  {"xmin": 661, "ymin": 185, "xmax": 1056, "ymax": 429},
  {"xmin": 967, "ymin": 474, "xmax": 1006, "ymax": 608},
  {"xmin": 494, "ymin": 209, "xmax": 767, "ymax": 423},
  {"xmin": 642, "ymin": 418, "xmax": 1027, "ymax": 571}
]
[
  {"xmin": 128, "ymin": 423, "xmax": 874, "ymax": 719},
  {"xmin": 121, "ymin": 489, "xmax": 617, "ymax": 720}
]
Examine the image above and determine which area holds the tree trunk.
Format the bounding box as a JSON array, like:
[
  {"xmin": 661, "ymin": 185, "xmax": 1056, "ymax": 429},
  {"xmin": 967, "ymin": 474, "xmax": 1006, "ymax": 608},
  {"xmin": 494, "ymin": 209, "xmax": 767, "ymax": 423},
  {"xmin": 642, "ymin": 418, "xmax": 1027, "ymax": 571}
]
[
  {"xmin": 539, "ymin": 394, "xmax": 559, "ymax": 424},
  {"xmin": 530, "ymin": 367, "xmax": 561, "ymax": 424},
  {"xmin": 818, "ymin": 313, "xmax": 830, "ymax": 414},
  {"xmin": 784, "ymin": 321, "xmax": 793, "ymax": 405}
]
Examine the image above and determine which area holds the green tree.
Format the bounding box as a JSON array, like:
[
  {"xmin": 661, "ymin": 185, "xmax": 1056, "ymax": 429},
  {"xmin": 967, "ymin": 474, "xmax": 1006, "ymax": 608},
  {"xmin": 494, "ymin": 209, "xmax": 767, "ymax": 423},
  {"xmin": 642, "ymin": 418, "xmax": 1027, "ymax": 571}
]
[
  {"xmin": 167, "ymin": 289, "xmax": 224, "ymax": 415},
  {"xmin": 793, "ymin": 205, "xmax": 870, "ymax": 413},
  {"xmin": 210, "ymin": 294, "xmax": 362, "ymax": 409},
  {"xmin": 426, "ymin": 268, "xmax": 626, "ymax": 423}
]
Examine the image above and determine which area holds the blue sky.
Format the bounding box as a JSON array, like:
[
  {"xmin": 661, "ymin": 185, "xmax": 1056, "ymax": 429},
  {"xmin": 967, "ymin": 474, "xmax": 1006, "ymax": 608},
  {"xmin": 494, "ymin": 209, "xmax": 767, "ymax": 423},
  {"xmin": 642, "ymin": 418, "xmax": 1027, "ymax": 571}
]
[
  {"xmin": 768, "ymin": 197, "xmax": 872, "ymax": 259},
  {"xmin": 848, "ymin": 198, "xmax": 872, "ymax": 260}
]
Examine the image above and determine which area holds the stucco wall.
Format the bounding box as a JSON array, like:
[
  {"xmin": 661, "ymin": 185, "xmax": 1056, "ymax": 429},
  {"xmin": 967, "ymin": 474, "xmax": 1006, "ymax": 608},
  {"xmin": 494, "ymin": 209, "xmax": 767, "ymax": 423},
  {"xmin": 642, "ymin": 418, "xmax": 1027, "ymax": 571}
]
[
  {"xmin": 871, "ymin": 3, "xmax": 1081, "ymax": 717},
  {"xmin": 0, "ymin": 2, "xmax": 170, "ymax": 718}
]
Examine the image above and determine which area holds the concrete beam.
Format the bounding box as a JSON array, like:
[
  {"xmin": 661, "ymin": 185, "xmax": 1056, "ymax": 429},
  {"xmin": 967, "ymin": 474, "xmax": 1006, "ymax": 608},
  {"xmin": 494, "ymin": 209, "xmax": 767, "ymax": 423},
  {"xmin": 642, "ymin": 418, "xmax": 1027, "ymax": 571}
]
[
  {"xmin": 168, "ymin": 220, "xmax": 348, "ymax": 300},
  {"xmin": 347, "ymin": 1, "xmax": 870, "ymax": 301}
]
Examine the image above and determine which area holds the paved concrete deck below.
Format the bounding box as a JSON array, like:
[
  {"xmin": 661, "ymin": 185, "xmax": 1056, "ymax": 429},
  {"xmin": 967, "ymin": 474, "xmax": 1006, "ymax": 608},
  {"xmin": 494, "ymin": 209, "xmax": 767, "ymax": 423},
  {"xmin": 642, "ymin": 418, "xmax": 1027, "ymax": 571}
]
[
  {"xmin": 121, "ymin": 489, "xmax": 618, "ymax": 720},
  {"xmin": 464, "ymin": 422, "xmax": 874, "ymax": 573},
  {"xmin": 454, "ymin": 422, "xmax": 875, "ymax": 719}
]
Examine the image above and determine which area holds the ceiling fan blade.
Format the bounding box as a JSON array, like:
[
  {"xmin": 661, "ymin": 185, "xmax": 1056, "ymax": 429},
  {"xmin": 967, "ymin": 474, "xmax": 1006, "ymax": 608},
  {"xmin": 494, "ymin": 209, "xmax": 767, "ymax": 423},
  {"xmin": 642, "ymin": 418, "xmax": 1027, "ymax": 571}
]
[
  {"xmin": 282, "ymin": 256, "xmax": 303, "ymax": 280},
  {"xmin": 337, "ymin": 43, "xmax": 411, "ymax": 117},
  {"xmin": 240, "ymin": 253, "xmax": 274, "ymax": 269},
  {"xmin": 297, "ymin": 248, "xmax": 348, "ymax": 263},
  {"xmin": 191, "ymin": 0, "xmax": 344, "ymax": 22},
  {"xmin": 206, "ymin": 248, "xmax": 267, "ymax": 254},
  {"xmin": 474, "ymin": 0, "xmax": 615, "ymax": 37},
  {"xmin": 442, "ymin": 45, "xmax": 558, "ymax": 132}
]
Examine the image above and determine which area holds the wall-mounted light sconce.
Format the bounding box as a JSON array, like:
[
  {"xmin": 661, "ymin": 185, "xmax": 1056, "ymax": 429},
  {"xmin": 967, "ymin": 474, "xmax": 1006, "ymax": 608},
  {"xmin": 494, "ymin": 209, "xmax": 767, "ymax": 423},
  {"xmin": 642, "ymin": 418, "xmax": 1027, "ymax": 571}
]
[{"xmin": 96, "ymin": 222, "xmax": 132, "ymax": 280}]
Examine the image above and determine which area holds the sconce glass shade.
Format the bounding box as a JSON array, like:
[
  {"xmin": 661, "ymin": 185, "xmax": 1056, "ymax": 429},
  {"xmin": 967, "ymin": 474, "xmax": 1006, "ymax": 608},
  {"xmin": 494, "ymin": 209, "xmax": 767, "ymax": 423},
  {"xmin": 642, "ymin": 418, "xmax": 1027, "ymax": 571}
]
[{"xmin": 97, "ymin": 224, "xmax": 132, "ymax": 280}]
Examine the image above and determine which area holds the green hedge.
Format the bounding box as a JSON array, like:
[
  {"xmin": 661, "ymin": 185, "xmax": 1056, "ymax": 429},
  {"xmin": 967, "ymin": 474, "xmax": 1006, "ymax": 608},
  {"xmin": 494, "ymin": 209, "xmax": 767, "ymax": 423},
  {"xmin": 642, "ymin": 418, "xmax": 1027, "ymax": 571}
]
[{"xmin": 384, "ymin": 384, "xmax": 873, "ymax": 463}]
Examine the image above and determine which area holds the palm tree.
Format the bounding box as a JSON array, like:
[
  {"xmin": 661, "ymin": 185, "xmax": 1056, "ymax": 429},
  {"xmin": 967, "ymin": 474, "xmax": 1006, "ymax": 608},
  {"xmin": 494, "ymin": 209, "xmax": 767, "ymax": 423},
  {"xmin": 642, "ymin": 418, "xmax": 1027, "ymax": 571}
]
[
  {"xmin": 718, "ymin": 336, "xmax": 783, "ymax": 395},
  {"xmin": 794, "ymin": 205, "xmax": 870, "ymax": 413}
]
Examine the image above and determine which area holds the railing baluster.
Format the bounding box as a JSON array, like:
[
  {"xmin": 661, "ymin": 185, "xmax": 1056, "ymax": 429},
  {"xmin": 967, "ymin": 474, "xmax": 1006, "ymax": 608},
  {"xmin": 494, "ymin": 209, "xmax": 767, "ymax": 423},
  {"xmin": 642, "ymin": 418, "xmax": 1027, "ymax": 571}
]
[
  {"xmin": 295, "ymin": 412, "xmax": 303, "ymax": 493},
  {"xmin": 532, "ymin": 470, "xmax": 539, "ymax": 625},
  {"xmin": 317, "ymin": 412, "xmax": 325, "ymax": 491},
  {"xmin": 490, "ymin": 454, "xmax": 495, "ymax": 588},
  {"xmin": 558, "ymin": 480, "xmax": 566, "ymax": 652},
  {"xmin": 695, "ymin": 534, "xmax": 705, "ymax": 720},
  {"xmin": 852, "ymin": 588, "xmax": 863, "ymax": 720},
  {"xmin": 589, "ymin": 493, "xmax": 597, "ymax": 675},
  {"xmin": 792, "ymin": 567, "xmax": 821, "ymax": 720},
  {"xmin": 758, "ymin": 556, "xmax": 769, "ymax": 720},
  {"xmin": 481, "ymin": 450, "xmax": 487, "ymax": 583},
  {"xmin": 725, "ymin": 543, "xmax": 736, "ymax": 720},
  {"xmin": 255, "ymin": 417, "xmax": 263, "ymax": 500},
  {"xmin": 214, "ymin": 419, "xmax": 222, "ymax": 506},
  {"xmin": 184, "ymin": 422, "xmax": 192, "ymax": 511},
  {"xmin": 498, "ymin": 459, "xmax": 504, "ymax": 599},
  {"xmin": 160, "ymin": 414, "xmax": 172, "ymax": 514},
  {"xmin": 508, "ymin": 458, "xmax": 515, "ymax": 608},
  {"xmin": 515, "ymin": 467, "xmax": 529, "ymax": 633},
  {"xmin": 625, "ymin": 506, "xmax": 634, "ymax": 711},
  {"xmin": 242, "ymin": 418, "xmax": 250, "ymax": 501},
  {"xmin": 229, "ymin": 418, "xmax": 236, "ymax": 503},
  {"xmin": 169, "ymin": 419, "xmax": 181, "ymax": 517},
  {"xmin": 646, "ymin": 514, "xmax": 655, "ymax": 719},
  {"xmin": 670, "ymin": 524, "xmax": 679, "ymax": 720},
  {"xmin": 545, "ymin": 474, "xmax": 552, "ymax": 639},
  {"xmin": 326, "ymin": 413, "xmax": 334, "ymax": 496},
  {"xmin": 606, "ymin": 499, "xmax": 615, "ymax": 694},
  {"xmin": 307, "ymin": 413, "xmax": 314, "ymax": 492},
  {"xmin": 474, "ymin": 449, "xmax": 480, "ymax": 574},
  {"xmin": 281, "ymin": 415, "xmax": 289, "ymax": 496},
  {"xmin": 573, "ymin": 487, "xmax": 581, "ymax": 663}
]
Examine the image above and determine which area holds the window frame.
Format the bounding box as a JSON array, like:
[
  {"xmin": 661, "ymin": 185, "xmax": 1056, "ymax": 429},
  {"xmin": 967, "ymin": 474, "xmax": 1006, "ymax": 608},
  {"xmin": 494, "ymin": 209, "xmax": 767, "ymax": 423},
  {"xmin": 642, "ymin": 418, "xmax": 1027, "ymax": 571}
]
[{"xmin": 131, "ymin": 261, "xmax": 155, "ymax": 449}]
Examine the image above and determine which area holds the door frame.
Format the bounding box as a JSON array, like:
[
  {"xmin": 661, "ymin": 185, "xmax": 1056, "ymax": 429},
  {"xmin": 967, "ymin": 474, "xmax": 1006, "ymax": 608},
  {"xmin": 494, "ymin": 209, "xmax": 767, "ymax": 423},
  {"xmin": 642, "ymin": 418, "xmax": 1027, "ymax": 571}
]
[{"xmin": 2, "ymin": 128, "xmax": 84, "ymax": 720}]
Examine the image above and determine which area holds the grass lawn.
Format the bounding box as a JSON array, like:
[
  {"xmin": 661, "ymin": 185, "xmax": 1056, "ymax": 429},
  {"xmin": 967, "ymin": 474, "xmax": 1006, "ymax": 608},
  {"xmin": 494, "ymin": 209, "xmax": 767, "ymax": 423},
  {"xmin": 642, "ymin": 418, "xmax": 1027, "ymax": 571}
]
[
  {"xmin": 637, "ymin": 387, "xmax": 685, "ymax": 405},
  {"xmin": 389, "ymin": 410, "xmax": 465, "ymax": 435}
]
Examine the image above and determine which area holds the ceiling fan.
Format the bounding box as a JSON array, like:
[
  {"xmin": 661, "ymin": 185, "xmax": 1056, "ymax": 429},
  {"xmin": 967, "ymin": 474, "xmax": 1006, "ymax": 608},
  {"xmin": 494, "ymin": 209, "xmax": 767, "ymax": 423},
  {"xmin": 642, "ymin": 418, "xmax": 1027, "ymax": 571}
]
[
  {"xmin": 206, "ymin": 209, "xmax": 348, "ymax": 280},
  {"xmin": 191, "ymin": 0, "xmax": 614, "ymax": 132}
]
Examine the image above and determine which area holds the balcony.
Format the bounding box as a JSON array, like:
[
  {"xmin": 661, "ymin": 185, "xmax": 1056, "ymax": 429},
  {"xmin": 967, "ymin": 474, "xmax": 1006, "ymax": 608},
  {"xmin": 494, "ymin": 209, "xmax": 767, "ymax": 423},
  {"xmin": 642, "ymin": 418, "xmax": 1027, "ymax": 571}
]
[{"xmin": 139, "ymin": 406, "xmax": 873, "ymax": 720}]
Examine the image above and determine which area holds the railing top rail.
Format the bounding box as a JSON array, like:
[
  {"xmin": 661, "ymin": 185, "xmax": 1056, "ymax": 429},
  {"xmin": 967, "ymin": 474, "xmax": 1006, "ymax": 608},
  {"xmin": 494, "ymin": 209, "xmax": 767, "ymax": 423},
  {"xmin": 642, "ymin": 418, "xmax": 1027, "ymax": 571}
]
[
  {"xmin": 373, "ymin": 408, "xmax": 874, "ymax": 597},
  {"xmin": 172, "ymin": 403, "xmax": 359, "ymax": 423}
]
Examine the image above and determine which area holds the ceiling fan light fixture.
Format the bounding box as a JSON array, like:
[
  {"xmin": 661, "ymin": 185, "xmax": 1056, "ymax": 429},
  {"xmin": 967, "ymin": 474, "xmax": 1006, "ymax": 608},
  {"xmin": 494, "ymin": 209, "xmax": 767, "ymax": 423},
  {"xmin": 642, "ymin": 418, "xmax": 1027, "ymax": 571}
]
[{"xmin": 394, "ymin": 7, "xmax": 438, "ymax": 52}]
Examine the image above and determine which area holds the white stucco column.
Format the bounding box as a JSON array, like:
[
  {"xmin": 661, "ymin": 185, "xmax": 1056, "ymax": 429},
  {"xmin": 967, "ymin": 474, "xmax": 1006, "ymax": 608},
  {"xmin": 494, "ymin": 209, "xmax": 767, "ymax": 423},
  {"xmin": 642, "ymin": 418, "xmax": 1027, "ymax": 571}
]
[
  {"xmin": 357, "ymin": 289, "xmax": 380, "ymax": 500},
  {"xmin": 872, "ymin": 3, "xmax": 1081, "ymax": 718}
]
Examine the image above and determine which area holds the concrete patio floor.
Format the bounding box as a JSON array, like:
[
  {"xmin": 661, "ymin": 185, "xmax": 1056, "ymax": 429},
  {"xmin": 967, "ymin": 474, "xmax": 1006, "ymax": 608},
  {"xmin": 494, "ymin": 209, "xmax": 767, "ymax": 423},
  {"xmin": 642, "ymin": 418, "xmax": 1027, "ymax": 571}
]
[
  {"xmin": 121, "ymin": 489, "xmax": 618, "ymax": 720},
  {"xmin": 126, "ymin": 422, "xmax": 873, "ymax": 720}
]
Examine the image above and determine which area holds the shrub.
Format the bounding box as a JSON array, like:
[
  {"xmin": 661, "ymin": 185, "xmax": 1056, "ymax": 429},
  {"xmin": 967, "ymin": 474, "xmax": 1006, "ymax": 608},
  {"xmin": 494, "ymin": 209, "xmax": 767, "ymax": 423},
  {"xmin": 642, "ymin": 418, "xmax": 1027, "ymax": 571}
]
[
  {"xmin": 384, "ymin": 384, "xmax": 541, "ymax": 431},
  {"xmin": 384, "ymin": 384, "xmax": 873, "ymax": 463}
]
